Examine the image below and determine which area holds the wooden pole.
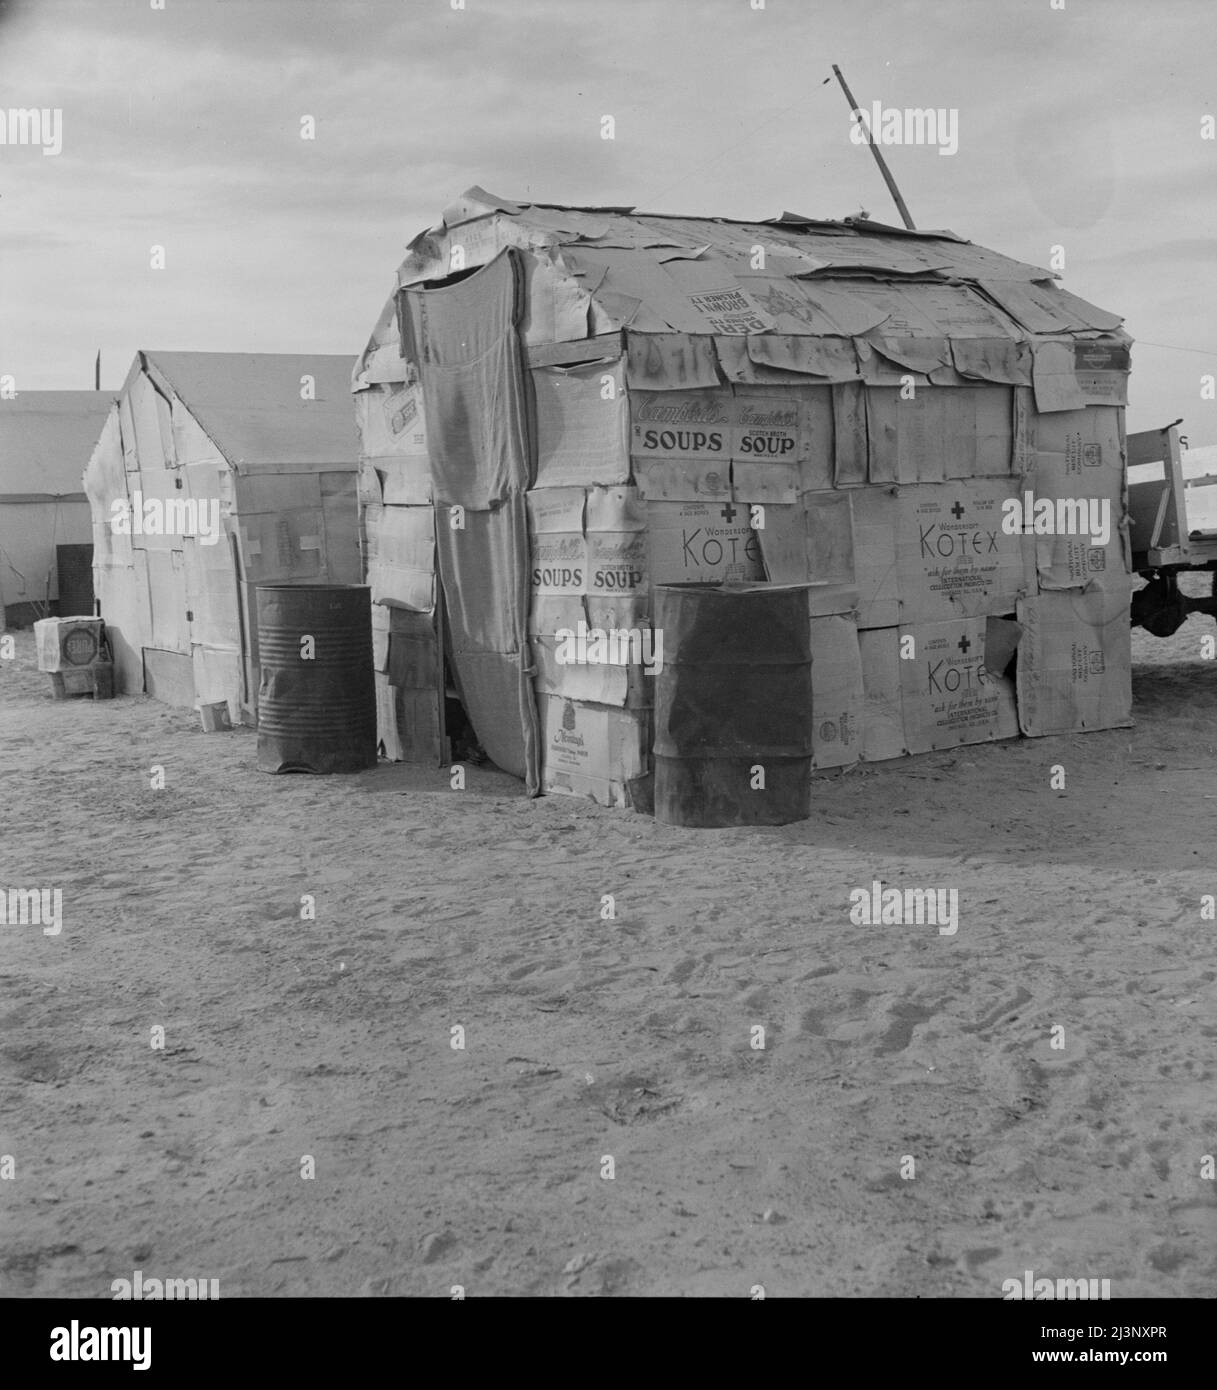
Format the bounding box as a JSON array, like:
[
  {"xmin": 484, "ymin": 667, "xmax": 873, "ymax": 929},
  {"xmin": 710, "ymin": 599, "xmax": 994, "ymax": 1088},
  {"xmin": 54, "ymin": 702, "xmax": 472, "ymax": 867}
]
[{"xmin": 830, "ymin": 64, "xmax": 916, "ymax": 230}]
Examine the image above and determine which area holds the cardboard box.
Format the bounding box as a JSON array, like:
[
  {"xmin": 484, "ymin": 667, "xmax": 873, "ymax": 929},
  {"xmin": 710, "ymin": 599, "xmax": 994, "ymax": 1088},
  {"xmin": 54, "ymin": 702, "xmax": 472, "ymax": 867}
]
[
  {"xmin": 899, "ymin": 617, "xmax": 1019, "ymax": 754},
  {"xmin": 810, "ymin": 614, "xmax": 864, "ymax": 768},
  {"xmin": 1016, "ymin": 590, "xmax": 1132, "ymax": 736},
  {"xmin": 35, "ymin": 616, "xmax": 105, "ymax": 672},
  {"xmin": 540, "ymin": 695, "xmax": 648, "ymax": 807}
]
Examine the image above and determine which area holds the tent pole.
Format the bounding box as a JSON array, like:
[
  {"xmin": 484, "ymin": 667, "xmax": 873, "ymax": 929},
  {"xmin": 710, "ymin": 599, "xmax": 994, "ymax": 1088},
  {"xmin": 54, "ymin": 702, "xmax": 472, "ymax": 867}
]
[{"xmin": 829, "ymin": 63, "xmax": 917, "ymax": 230}]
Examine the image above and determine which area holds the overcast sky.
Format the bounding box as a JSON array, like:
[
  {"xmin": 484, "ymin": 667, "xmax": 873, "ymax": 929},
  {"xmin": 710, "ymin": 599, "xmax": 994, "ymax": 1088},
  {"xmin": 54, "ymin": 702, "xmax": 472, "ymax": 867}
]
[{"xmin": 1, "ymin": 0, "xmax": 1214, "ymax": 442}]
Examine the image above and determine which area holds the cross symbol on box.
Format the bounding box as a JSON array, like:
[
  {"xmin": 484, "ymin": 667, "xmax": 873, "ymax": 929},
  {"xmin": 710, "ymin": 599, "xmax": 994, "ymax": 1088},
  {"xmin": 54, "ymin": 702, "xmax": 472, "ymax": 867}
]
[
  {"xmin": 957, "ymin": 635, "xmax": 972, "ymax": 654},
  {"xmin": 720, "ymin": 503, "xmax": 738, "ymax": 523},
  {"xmin": 950, "ymin": 501, "xmax": 966, "ymax": 521}
]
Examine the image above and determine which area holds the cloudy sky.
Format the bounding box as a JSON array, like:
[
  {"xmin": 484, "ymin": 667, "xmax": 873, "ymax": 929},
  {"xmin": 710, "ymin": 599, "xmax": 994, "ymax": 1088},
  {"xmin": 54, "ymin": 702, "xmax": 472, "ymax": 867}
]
[{"xmin": 1, "ymin": 0, "xmax": 1214, "ymax": 442}]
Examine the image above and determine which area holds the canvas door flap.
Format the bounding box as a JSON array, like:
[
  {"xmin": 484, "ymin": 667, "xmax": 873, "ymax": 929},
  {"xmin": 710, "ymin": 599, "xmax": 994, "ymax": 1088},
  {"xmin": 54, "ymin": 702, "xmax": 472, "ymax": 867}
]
[{"xmin": 402, "ymin": 249, "xmax": 530, "ymax": 509}]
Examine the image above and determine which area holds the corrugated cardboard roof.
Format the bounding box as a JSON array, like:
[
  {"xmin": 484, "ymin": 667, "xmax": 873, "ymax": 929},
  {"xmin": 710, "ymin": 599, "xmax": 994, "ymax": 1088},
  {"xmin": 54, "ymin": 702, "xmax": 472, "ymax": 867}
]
[
  {"xmin": 0, "ymin": 392, "xmax": 112, "ymax": 497},
  {"xmin": 394, "ymin": 187, "xmax": 1127, "ymax": 346},
  {"xmin": 137, "ymin": 351, "xmax": 359, "ymax": 469}
]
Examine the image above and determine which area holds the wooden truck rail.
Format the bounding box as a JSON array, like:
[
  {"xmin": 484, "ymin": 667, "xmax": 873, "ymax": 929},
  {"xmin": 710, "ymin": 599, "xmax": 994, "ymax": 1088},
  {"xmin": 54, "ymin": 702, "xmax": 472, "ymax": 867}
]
[{"xmin": 1128, "ymin": 422, "xmax": 1217, "ymax": 636}]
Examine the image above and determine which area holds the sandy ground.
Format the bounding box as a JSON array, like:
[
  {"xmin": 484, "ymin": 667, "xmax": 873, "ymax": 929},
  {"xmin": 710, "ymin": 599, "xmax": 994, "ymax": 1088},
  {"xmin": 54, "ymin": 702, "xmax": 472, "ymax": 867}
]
[{"xmin": 2, "ymin": 586, "xmax": 1215, "ymax": 1299}]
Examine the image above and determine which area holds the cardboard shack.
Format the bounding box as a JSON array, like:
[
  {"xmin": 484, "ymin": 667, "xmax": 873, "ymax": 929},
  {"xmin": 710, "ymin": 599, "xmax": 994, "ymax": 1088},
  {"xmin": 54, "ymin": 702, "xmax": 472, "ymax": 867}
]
[
  {"xmin": 84, "ymin": 352, "xmax": 360, "ymax": 722},
  {"xmin": 0, "ymin": 392, "xmax": 112, "ymax": 627},
  {"xmin": 353, "ymin": 187, "xmax": 1133, "ymax": 806}
]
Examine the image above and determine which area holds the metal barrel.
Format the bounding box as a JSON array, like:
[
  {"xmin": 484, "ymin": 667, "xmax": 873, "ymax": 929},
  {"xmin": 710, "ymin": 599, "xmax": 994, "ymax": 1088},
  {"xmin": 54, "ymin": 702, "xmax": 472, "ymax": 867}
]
[
  {"xmin": 254, "ymin": 584, "xmax": 377, "ymax": 775},
  {"xmin": 653, "ymin": 583, "xmax": 812, "ymax": 827}
]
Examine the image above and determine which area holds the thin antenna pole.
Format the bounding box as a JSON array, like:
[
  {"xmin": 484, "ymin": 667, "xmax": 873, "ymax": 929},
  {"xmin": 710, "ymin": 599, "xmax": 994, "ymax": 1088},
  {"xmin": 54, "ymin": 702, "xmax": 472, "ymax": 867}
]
[
  {"xmin": 94, "ymin": 350, "xmax": 100, "ymax": 390},
  {"xmin": 830, "ymin": 63, "xmax": 916, "ymax": 230}
]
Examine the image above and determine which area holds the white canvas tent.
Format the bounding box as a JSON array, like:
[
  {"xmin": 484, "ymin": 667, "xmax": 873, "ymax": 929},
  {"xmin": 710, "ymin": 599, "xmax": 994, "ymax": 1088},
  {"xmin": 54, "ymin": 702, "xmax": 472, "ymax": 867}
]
[
  {"xmin": 84, "ymin": 351, "xmax": 361, "ymax": 721},
  {"xmin": 0, "ymin": 391, "xmax": 111, "ymax": 627}
]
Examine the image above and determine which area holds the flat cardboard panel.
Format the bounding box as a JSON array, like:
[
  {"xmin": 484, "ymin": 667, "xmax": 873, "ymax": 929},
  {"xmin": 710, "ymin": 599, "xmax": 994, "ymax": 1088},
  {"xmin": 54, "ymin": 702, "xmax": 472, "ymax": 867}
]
[
  {"xmin": 647, "ymin": 499, "xmax": 764, "ymax": 584},
  {"xmin": 531, "ymin": 634, "xmax": 652, "ymax": 708},
  {"xmin": 900, "ymin": 617, "xmax": 1018, "ymax": 754},
  {"xmin": 810, "ymin": 614, "xmax": 864, "ymax": 768},
  {"xmin": 145, "ymin": 548, "xmax": 189, "ymax": 654},
  {"xmin": 858, "ymin": 627, "xmax": 906, "ymax": 761},
  {"xmin": 804, "ymin": 490, "xmax": 859, "ymax": 616},
  {"xmin": 1016, "ymin": 589, "xmax": 1132, "ymax": 736},
  {"xmin": 183, "ymin": 534, "xmax": 240, "ymax": 652},
  {"xmin": 532, "ymin": 359, "xmax": 630, "ymax": 488},
  {"xmin": 756, "ymin": 502, "xmax": 809, "ymax": 586},
  {"xmin": 235, "ymin": 472, "xmax": 323, "ymax": 516},
  {"xmin": 191, "ymin": 645, "xmax": 243, "ymax": 720},
  {"xmin": 895, "ymin": 478, "xmax": 1031, "ymax": 623},
  {"xmin": 851, "ymin": 487, "xmax": 901, "ymax": 628},
  {"xmin": 1025, "ymin": 423, "xmax": 1130, "ymax": 593},
  {"xmin": 1031, "ymin": 407, "xmax": 1123, "ymax": 487},
  {"xmin": 388, "ymin": 608, "xmax": 440, "ymax": 689},
  {"xmin": 540, "ymin": 695, "xmax": 648, "ymax": 807},
  {"xmin": 632, "ymin": 456, "xmax": 731, "ymax": 501},
  {"xmin": 832, "ymin": 382, "xmax": 868, "ymax": 486},
  {"xmin": 356, "ymin": 381, "xmax": 428, "ymax": 460},
  {"xmin": 866, "ymin": 385, "xmax": 1014, "ymax": 484},
  {"xmin": 142, "ymin": 646, "xmax": 195, "ymax": 708},
  {"xmin": 127, "ymin": 468, "xmax": 189, "ymax": 552},
  {"xmin": 321, "ymin": 473, "xmax": 362, "ymax": 584},
  {"xmin": 631, "ymin": 388, "xmax": 733, "ymax": 464},
  {"xmin": 731, "ymin": 460, "xmax": 800, "ymax": 504},
  {"xmin": 365, "ymin": 502, "xmax": 435, "ymax": 611},
  {"xmin": 372, "ymin": 600, "xmax": 390, "ymax": 672},
  {"xmin": 376, "ymin": 671, "xmax": 444, "ymax": 765},
  {"xmin": 239, "ymin": 508, "xmax": 327, "ymax": 584}
]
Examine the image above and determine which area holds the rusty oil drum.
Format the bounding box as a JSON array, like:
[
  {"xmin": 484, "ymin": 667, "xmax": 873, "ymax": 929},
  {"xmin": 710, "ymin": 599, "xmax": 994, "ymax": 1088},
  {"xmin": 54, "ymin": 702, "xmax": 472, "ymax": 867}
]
[
  {"xmin": 254, "ymin": 584, "xmax": 377, "ymax": 774},
  {"xmin": 653, "ymin": 583, "xmax": 812, "ymax": 827}
]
